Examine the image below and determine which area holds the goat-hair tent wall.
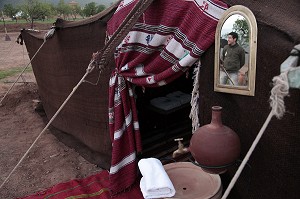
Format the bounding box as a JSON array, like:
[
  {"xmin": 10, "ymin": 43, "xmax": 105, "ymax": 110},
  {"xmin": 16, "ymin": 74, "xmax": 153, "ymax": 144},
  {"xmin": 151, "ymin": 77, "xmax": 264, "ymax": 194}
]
[
  {"xmin": 21, "ymin": 3, "xmax": 120, "ymax": 170},
  {"xmin": 198, "ymin": 0, "xmax": 300, "ymax": 198}
]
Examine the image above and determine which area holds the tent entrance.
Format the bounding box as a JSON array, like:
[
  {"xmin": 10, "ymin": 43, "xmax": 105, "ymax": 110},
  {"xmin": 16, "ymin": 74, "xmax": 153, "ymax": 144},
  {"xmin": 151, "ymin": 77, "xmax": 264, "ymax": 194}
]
[{"xmin": 136, "ymin": 70, "xmax": 194, "ymax": 159}]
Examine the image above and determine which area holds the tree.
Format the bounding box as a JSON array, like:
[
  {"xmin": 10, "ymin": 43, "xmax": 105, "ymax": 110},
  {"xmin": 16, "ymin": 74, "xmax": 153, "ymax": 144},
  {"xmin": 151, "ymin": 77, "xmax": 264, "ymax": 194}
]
[
  {"xmin": 19, "ymin": 11, "xmax": 30, "ymax": 22},
  {"xmin": 82, "ymin": 2, "xmax": 98, "ymax": 17},
  {"xmin": 232, "ymin": 18, "xmax": 249, "ymax": 46},
  {"xmin": 70, "ymin": 4, "xmax": 82, "ymax": 20},
  {"xmin": 20, "ymin": 0, "xmax": 52, "ymax": 29},
  {"xmin": 97, "ymin": 5, "xmax": 106, "ymax": 13},
  {"xmin": 3, "ymin": 4, "xmax": 18, "ymax": 21},
  {"xmin": 56, "ymin": 0, "xmax": 71, "ymax": 19}
]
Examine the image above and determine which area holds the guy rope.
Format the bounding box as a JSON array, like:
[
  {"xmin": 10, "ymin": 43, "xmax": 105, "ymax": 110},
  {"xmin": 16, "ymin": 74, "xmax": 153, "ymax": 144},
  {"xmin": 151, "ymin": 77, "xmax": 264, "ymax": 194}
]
[
  {"xmin": 0, "ymin": 28, "xmax": 55, "ymax": 106},
  {"xmin": 221, "ymin": 69, "xmax": 290, "ymax": 199},
  {"xmin": 0, "ymin": 0, "xmax": 155, "ymax": 190}
]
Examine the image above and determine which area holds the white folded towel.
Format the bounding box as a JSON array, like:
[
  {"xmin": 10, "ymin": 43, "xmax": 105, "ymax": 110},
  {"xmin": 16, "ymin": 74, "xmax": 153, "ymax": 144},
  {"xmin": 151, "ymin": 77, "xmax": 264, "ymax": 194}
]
[{"xmin": 138, "ymin": 158, "xmax": 176, "ymax": 199}]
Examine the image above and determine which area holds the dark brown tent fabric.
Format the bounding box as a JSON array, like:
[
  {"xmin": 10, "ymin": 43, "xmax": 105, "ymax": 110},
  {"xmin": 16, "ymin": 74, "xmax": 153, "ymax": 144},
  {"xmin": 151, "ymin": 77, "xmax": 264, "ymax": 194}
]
[
  {"xmin": 224, "ymin": 0, "xmax": 300, "ymax": 42},
  {"xmin": 198, "ymin": 0, "xmax": 300, "ymax": 198},
  {"xmin": 21, "ymin": 0, "xmax": 300, "ymax": 198},
  {"xmin": 21, "ymin": 3, "xmax": 120, "ymax": 170}
]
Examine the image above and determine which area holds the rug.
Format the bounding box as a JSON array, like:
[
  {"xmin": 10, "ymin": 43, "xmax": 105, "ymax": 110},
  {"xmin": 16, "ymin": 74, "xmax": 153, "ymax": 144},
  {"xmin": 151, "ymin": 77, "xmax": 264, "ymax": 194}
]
[{"xmin": 18, "ymin": 170, "xmax": 143, "ymax": 199}]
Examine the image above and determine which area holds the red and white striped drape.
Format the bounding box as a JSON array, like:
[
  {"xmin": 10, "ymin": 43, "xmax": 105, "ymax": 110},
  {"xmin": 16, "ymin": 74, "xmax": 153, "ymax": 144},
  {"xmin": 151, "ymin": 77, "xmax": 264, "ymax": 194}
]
[{"xmin": 106, "ymin": 0, "xmax": 227, "ymax": 194}]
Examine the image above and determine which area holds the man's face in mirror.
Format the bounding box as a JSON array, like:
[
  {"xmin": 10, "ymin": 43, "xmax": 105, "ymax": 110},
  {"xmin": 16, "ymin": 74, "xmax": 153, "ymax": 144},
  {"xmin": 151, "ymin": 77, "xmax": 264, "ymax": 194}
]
[{"xmin": 227, "ymin": 35, "xmax": 236, "ymax": 46}]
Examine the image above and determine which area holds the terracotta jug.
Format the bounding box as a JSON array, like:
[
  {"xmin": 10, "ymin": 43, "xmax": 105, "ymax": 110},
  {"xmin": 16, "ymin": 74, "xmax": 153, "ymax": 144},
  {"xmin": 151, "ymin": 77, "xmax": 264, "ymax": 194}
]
[{"xmin": 189, "ymin": 106, "xmax": 240, "ymax": 174}]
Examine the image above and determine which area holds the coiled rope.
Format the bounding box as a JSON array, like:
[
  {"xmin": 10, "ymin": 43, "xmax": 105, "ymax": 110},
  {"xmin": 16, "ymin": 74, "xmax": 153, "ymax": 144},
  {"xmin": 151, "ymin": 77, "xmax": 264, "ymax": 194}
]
[
  {"xmin": 221, "ymin": 70, "xmax": 290, "ymax": 199},
  {"xmin": 0, "ymin": 0, "xmax": 155, "ymax": 190},
  {"xmin": 0, "ymin": 28, "xmax": 55, "ymax": 106}
]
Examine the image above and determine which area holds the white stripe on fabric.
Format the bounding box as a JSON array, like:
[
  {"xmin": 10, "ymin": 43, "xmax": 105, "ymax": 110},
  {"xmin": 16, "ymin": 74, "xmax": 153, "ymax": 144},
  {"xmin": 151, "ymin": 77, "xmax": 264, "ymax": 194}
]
[
  {"xmin": 121, "ymin": 64, "xmax": 129, "ymax": 72},
  {"xmin": 110, "ymin": 152, "xmax": 136, "ymax": 174},
  {"xmin": 133, "ymin": 23, "xmax": 204, "ymax": 56},
  {"xmin": 194, "ymin": 0, "xmax": 226, "ymax": 20},
  {"xmin": 109, "ymin": 75, "xmax": 117, "ymax": 87},
  {"xmin": 148, "ymin": 34, "xmax": 172, "ymax": 47},
  {"xmin": 114, "ymin": 81, "xmax": 122, "ymax": 107},
  {"xmin": 125, "ymin": 110, "xmax": 132, "ymax": 127},
  {"xmin": 118, "ymin": 31, "xmax": 154, "ymax": 48},
  {"xmin": 114, "ymin": 122, "xmax": 126, "ymax": 140},
  {"xmin": 166, "ymin": 39, "xmax": 189, "ymax": 59},
  {"xmin": 128, "ymin": 87, "xmax": 134, "ymax": 97},
  {"xmin": 133, "ymin": 121, "xmax": 139, "ymax": 130},
  {"xmin": 116, "ymin": 27, "xmax": 204, "ymax": 57},
  {"xmin": 179, "ymin": 54, "xmax": 199, "ymax": 67},
  {"xmin": 114, "ymin": 98, "xmax": 121, "ymax": 107},
  {"xmin": 113, "ymin": 110, "xmax": 133, "ymax": 140},
  {"xmin": 114, "ymin": 88, "xmax": 120, "ymax": 102},
  {"xmin": 135, "ymin": 64, "xmax": 146, "ymax": 76},
  {"xmin": 109, "ymin": 107, "xmax": 114, "ymax": 124},
  {"xmin": 158, "ymin": 80, "xmax": 167, "ymax": 86}
]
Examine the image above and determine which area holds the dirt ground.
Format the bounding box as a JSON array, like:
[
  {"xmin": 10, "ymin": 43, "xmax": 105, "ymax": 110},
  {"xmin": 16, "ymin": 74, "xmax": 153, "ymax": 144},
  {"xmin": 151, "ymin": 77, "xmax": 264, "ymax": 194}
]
[{"xmin": 0, "ymin": 32, "xmax": 103, "ymax": 198}]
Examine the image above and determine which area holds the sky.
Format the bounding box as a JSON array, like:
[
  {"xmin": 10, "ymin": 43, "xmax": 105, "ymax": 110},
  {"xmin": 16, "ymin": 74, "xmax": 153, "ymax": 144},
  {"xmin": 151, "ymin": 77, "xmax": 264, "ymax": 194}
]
[{"xmin": 221, "ymin": 14, "xmax": 245, "ymax": 37}]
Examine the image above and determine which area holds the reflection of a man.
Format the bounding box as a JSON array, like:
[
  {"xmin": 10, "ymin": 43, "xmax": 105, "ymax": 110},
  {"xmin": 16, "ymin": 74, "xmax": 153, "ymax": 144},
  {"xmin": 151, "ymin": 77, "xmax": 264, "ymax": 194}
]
[{"xmin": 220, "ymin": 32, "xmax": 245, "ymax": 86}]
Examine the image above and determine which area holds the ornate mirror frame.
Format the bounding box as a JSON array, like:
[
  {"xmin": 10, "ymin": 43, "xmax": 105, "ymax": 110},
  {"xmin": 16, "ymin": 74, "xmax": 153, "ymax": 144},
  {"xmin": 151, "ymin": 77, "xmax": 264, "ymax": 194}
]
[{"xmin": 214, "ymin": 5, "xmax": 257, "ymax": 96}]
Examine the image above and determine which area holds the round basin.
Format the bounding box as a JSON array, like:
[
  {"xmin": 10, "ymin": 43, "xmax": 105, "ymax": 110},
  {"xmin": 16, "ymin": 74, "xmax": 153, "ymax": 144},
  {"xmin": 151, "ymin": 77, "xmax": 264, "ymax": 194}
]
[{"xmin": 164, "ymin": 162, "xmax": 222, "ymax": 199}]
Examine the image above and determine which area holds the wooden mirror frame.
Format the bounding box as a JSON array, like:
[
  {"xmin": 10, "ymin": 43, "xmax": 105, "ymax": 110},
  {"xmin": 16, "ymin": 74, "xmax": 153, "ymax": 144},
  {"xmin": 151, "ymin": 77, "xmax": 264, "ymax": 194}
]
[{"xmin": 214, "ymin": 5, "xmax": 257, "ymax": 96}]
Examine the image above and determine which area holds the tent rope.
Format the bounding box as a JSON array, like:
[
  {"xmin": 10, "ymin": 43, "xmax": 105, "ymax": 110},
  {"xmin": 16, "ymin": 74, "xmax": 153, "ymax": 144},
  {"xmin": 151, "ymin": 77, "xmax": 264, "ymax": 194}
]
[
  {"xmin": 0, "ymin": 38, "xmax": 29, "ymax": 84},
  {"xmin": 0, "ymin": 62, "xmax": 95, "ymax": 190},
  {"xmin": 0, "ymin": 28, "xmax": 55, "ymax": 106},
  {"xmin": 0, "ymin": 0, "xmax": 154, "ymax": 190},
  {"xmin": 221, "ymin": 70, "xmax": 290, "ymax": 199},
  {"xmin": 190, "ymin": 61, "xmax": 201, "ymax": 132},
  {"xmin": 91, "ymin": 0, "xmax": 155, "ymax": 71}
]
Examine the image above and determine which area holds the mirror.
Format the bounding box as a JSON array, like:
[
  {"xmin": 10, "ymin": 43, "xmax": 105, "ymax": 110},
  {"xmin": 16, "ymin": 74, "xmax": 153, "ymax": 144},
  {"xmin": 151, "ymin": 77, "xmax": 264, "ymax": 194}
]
[{"xmin": 214, "ymin": 5, "xmax": 257, "ymax": 96}]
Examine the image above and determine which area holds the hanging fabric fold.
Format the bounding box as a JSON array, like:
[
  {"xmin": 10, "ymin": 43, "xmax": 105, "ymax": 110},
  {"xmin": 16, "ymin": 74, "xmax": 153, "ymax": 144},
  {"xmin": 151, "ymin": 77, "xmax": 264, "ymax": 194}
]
[{"xmin": 106, "ymin": 0, "xmax": 228, "ymax": 194}]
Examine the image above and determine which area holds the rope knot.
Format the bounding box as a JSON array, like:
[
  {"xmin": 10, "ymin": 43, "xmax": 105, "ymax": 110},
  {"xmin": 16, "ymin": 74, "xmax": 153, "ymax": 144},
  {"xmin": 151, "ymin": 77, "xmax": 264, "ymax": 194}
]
[
  {"xmin": 269, "ymin": 71, "xmax": 290, "ymax": 119},
  {"xmin": 91, "ymin": 51, "xmax": 108, "ymax": 71}
]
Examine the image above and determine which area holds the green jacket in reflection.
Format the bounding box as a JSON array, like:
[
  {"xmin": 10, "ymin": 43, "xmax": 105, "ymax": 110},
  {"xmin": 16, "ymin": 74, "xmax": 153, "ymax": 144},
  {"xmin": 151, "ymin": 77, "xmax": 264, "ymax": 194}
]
[{"xmin": 222, "ymin": 43, "xmax": 245, "ymax": 71}]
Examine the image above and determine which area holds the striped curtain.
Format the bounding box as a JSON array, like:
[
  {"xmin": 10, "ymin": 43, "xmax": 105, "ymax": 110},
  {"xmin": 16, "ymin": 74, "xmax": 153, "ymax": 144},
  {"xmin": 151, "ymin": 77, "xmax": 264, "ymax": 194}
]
[{"xmin": 106, "ymin": 0, "xmax": 228, "ymax": 194}]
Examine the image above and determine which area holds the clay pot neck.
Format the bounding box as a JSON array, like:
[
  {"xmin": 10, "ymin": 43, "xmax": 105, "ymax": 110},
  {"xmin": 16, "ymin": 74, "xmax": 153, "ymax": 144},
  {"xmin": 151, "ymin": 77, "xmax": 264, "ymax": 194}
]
[{"xmin": 210, "ymin": 106, "xmax": 223, "ymax": 127}]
